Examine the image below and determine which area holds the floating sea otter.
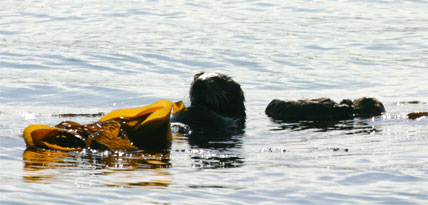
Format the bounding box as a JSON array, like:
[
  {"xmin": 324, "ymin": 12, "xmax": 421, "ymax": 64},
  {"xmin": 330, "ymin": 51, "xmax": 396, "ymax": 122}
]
[
  {"xmin": 172, "ymin": 72, "xmax": 246, "ymax": 135},
  {"xmin": 22, "ymin": 72, "xmax": 246, "ymax": 152},
  {"xmin": 22, "ymin": 71, "xmax": 387, "ymax": 152},
  {"xmin": 265, "ymin": 97, "xmax": 385, "ymax": 121}
]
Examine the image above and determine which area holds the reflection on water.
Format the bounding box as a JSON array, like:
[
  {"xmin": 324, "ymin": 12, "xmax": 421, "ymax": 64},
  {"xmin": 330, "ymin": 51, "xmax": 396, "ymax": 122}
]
[
  {"xmin": 186, "ymin": 130, "xmax": 244, "ymax": 150},
  {"xmin": 189, "ymin": 153, "xmax": 244, "ymax": 169},
  {"xmin": 22, "ymin": 128, "xmax": 245, "ymax": 186},
  {"xmin": 23, "ymin": 148, "xmax": 171, "ymax": 187},
  {"xmin": 173, "ymin": 129, "xmax": 245, "ymax": 169},
  {"xmin": 269, "ymin": 117, "xmax": 382, "ymax": 135}
]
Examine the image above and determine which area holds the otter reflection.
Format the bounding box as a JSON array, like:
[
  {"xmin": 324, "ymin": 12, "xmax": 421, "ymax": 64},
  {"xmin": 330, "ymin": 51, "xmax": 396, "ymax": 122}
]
[
  {"xmin": 172, "ymin": 127, "xmax": 245, "ymax": 169},
  {"xmin": 23, "ymin": 148, "xmax": 171, "ymax": 187},
  {"xmin": 173, "ymin": 127, "xmax": 245, "ymax": 169},
  {"xmin": 269, "ymin": 119, "xmax": 382, "ymax": 135}
]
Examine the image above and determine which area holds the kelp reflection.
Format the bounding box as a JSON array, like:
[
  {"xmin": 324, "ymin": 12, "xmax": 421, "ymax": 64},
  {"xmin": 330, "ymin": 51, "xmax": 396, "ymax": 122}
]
[{"xmin": 23, "ymin": 148, "xmax": 171, "ymax": 187}]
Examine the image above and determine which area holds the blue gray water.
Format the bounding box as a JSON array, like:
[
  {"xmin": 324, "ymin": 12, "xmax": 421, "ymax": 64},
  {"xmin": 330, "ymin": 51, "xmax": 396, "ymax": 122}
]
[{"xmin": 1, "ymin": 0, "xmax": 428, "ymax": 204}]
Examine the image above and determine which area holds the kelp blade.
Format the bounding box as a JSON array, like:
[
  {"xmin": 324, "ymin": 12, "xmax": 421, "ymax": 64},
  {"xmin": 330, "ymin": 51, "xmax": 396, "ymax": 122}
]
[
  {"xmin": 23, "ymin": 124, "xmax": 85, "ymax": 151},
  {"xmin": 408, "ymin": 112, "xmax": 428, "ymax": 120},
  {"xmin": 22, "ymin": 100, "xmax": 185, "ymax": 151}
]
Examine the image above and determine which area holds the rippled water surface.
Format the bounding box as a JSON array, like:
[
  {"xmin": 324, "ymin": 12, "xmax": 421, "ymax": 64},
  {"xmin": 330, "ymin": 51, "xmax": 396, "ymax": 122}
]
[{"xmin": 1, "ymin": 0, "xmax": 428, "ymax": 204}]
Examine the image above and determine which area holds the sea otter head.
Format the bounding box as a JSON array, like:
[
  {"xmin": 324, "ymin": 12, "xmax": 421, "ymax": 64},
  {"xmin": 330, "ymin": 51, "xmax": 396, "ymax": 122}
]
[{"xmin": 189, "ymin": 72, "xmax": 246, "ymax": 121}]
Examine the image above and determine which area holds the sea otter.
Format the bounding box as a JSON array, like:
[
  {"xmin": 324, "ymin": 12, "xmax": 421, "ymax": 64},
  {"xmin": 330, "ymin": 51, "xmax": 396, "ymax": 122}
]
[
  {"xmin": 171, "ymin": 72, "xmax": 246, "ymax": 134},
  {"xmin": 352, "ymin": 97, "xmax": 385, "ymax": 118},
  {"xmin": 265, "ymin": 97, "xmax": 385, "ymax": 121}
]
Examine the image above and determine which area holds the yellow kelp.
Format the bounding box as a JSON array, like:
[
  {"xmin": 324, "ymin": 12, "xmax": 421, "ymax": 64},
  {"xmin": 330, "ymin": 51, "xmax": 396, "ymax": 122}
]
[
  {"xmin": 408, "ymin": 112, "xmax": 428, "ymax": 120},
  {"xmin": 23, "ymin": 100, "xmax": 185, "ymax": 151}
]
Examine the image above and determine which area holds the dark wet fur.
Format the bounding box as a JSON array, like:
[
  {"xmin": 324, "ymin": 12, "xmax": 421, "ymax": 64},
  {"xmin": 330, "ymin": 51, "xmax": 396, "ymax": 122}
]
[
  {"xmin": 172, "ymin": 72, "xmax": 246, "ymax": 136},
  {"xmin": 189, "ymin": 72, "xmax": 246, "ymax": 123},
  {"xmin": 265, "ymin": 97, "xmax": 385, "ymax": 121},
  {"xmin": 352, "ymin": 97, "xmax": 385, "ymax": 118}
]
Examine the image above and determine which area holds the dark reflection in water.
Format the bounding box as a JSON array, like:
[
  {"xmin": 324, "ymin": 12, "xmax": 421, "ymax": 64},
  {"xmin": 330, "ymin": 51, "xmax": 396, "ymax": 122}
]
[
  {"xmin": 22, "ymin": 128, "xmax": 245, "ymax": 187},
  {"xmin": 22, "ymin": 148, "xmax": 171, "ymax": 187},
  {"xmin": 189, "ymin": 153, "xmax": 244, "ymax": 169},
  {"xmin": 186, "ymin": 130, "xmax": 244, "ymax": 149},
  {"xmin": 269, "ymin": 118, "xmax": 382, "ymax": 135},
  {"xmin": 173, "ymin": 125, "xmax": 245, "ymax": 169}
]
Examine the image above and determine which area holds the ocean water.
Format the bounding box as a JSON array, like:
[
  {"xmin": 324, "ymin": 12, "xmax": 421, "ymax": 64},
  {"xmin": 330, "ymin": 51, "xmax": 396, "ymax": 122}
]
[{"xmin": 1, "ymin": 0, "xmax": 428, "ymax": 204}]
